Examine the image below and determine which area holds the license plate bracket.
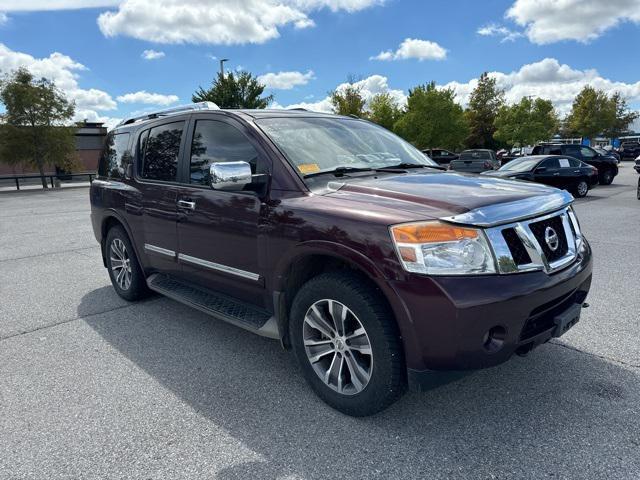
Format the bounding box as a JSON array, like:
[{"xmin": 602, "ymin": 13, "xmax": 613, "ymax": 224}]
[{"xmin": 553, "ymin": 303, "xmax": 582, "ymax": 338}]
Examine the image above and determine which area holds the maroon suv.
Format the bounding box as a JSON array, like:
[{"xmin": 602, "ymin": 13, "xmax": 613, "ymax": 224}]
[{"xmin": 90, "ymin": 103, "xmax": 593, "ymax": 416}]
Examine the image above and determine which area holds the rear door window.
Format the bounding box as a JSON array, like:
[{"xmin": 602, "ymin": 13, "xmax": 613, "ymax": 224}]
[
  {"xmin": 99, "ymin": 132, "xmax": 131, "ymax": 179},
  {"xmin": 540, "ymin": 158, "xmax": 561, "ymax": 169},
  {"xmin": 140, "ymin": 121, "xmax": 185, "ymax": 182}
]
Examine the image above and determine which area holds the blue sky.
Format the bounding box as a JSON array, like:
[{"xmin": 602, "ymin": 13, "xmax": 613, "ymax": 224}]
[{"xmin": 1, "ymin": 0, "xmax": 639, "ymax": 127}]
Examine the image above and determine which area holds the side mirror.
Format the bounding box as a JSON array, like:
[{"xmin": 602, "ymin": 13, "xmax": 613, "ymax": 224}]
[
  {"xmin": 209, "ymin": 161, "xmax": 253, "ymax": 191},
  {"xmin": 125, "ymin": 163, "xmax": 133, "ymax": 179}
]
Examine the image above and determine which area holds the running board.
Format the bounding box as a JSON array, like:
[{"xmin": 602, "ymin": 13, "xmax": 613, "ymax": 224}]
[{"xmin": 146, "ymin": 274, "xmax": 279, "ymax": 339}]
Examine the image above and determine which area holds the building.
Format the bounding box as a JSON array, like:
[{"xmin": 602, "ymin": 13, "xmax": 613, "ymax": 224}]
[{"xmin": 0, "ymin": 121, "xmax": 107, "ymax": 176}]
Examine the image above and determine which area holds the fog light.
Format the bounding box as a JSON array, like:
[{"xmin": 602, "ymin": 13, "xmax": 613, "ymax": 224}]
[{"xmin": 483, "ymin": 326, "xmax": 506, "ymax": 353}]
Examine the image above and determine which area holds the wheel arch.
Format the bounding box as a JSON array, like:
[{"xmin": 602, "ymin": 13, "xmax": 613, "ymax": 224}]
[{"xmin": 100, "ymin": 211, "xmax": 140, "ymax": 268}]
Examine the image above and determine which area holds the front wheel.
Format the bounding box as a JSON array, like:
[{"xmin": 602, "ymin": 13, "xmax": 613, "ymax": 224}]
[
  {"xmin": 574, "ymin": 179, "xmax": 589, "ymax": 198},
  {"xmin": 289, "ymin": 272, "xmax": 406, "ymax": 416},
  {"xmin": 599, "ymin": 169, "xmax": 614, "ymax": 185}
]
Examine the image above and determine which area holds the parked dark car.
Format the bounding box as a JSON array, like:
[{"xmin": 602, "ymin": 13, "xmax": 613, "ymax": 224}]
[
  {"xmin": 482, "ymin": 155, "xmax": 598, "ymax": 198},
  {"xmin": 422, "ymin": 148, "xmax": 459, "ymax": 165},
  {"xmin": 531, "ymin": 143, "xmax": 618, "ymax": 185},
  {"xmin": 593, "ymin": 146, "xmax": 620, "ymax": 162},
  {"xmin": 90, "ymin": 103, "xmax": 592, "ymax": 416},
  {"xmin": 449, "ymin": 149, "xmax": 500, "ymax": 173},
  {"xmin": 620, "ymin": 141, "xmax": 640, "ymax": 160}
]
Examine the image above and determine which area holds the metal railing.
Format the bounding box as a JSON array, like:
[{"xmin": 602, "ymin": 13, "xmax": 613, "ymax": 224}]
[{"xmin": 0, "ymin": 172, "xmax": 97, "ymax": 191}]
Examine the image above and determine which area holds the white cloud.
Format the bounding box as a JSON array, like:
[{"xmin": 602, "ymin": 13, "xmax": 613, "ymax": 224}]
[
  {"xmin": 284, "ymin": 74, "xmax": 407, "ymax": 112},
  {"xmin": 141, "ymin": 49, "xmax": 164, "ymax": 60},
  {"xmin": 97, "ymin": 0, "xmax": 382, "ymax": 45},
  {"xmin": 371, "ymin": 38, "xmax": 447, "ymax": 61},
  {"xmin": 0, "ymin": 0, "xmax": 121, "ymax": 10},
  {"xmin": 0, "ymin": 43, "xmax": 117, "ymax": 121},
  {"xmin": 442, "ymin": 58, "xmax": 640, "ymax": 115},
  {"xmin": 506, "ymin": 0, "xmax": 640, "ymax": 44},
  {"xmin": 0, "ymin": 12, "xmax": 8, "ymax": 24},
  {"xmin": 258, "ymin": 70, "xmax": 314, "ymax": 90},
  {"xmin": 477, "ymin": 23, "xmax": 523, "ymax": 42},
  {"xmin": 116, "ymin": 90, "xmax": 179, "ymax": 106}
]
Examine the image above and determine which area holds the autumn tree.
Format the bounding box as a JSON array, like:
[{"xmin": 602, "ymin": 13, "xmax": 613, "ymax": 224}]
[
  {"xmin": 193, "ymin": 71, "xmax": 273, "ymax": 108},
  {"xmin": 394, "ymin": 82, "xmax": 468, "ymax": 151},
  {"xmin": 565, "ymin": 86, "xmax": 614, "ymax": 142},
  {"xmin": 465, "ymin": 72, "xmax": 505, "ymax": 149},
  {"xmin": 0, "ymin": 68, "xmax": 77, "ymax": 188},
  {"xmin": 603, "ymin": 92, "xmax": 639, "ymax": 140}
]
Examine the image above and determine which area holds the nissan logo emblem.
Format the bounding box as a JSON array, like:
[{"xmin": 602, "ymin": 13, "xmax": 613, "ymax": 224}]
[{"xmin": 544, "ymin": 226, "xmax": 560, "ymax": 252}]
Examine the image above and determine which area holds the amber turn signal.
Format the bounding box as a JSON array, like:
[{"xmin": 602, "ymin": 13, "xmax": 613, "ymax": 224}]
[{"xmin": 391, "ymin": 222, "xmax": 478, "ymax": 244}]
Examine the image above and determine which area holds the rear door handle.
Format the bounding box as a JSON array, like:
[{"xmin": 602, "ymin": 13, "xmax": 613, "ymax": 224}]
[{"xmin": 177, "ymin": 200, "xmax": 196, "ymax": 210}]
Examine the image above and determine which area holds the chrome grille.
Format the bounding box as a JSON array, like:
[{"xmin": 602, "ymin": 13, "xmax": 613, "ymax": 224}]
[{"xmin": 484, "ymin": 207, "xmax": 582, "ymax": 274}]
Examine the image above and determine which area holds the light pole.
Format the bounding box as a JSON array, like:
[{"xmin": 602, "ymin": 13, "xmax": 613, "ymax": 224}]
[{"xmin": 219, "ymin": 58, "xmax": 229, "ymax": 78}]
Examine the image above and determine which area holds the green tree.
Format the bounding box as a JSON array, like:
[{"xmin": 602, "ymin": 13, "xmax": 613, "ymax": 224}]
[
  {"xmin": 368, "ymin": 93, "xmax": 402, "ymax": 130},
  {"xmin": 465, "ymin": 72, "xmax": 505, "ymax": 149},
  {"xmin": 0, "ymin": 68, "xmax": 77, "ymax": 189},
  {"xmin": 566, "ymin": 86, "xmax": 614, "ymax": 142},
  {"xmin": 192, "ymin": 71, "xmax": 273, "ymax": 109},
  {"xmin": 603, "ymin": 92, "xmax": 639, "ymax": 140},
  {"xmin": 394, "ymin": 82, "xmax": 468, "ymax": 151},
  {"xmin": 329, "ymin": 78, "xmax": 366, "ymax": 117},
  {"xmin": 494, "ymin": 97, "xmax": 558, "ymax": 147}
]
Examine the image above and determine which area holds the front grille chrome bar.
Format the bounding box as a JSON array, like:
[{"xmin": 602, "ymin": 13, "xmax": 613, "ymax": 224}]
[{"xmin": 484, "ymin": 207, "xmax": 579, "ymax": 275}]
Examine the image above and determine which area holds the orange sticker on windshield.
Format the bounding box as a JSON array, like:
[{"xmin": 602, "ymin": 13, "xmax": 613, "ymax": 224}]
[{"xmin": 297, "ymin": 163, "xmax": 321, "ymax": 174}]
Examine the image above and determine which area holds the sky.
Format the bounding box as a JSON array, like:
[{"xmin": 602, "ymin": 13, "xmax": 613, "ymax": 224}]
[{"xmin": 1, "ymin": 0, "xmax": 640, "ymax": 129}]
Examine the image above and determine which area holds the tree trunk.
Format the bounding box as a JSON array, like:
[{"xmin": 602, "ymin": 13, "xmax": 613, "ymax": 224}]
[{"xmin": 37, "ymin": 161, "xmax": 48, "ymax": 189}]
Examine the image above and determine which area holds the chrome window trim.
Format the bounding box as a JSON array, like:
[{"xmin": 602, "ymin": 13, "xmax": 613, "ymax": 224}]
[
  {"xmin": 483, "ymin": 207, "xmax": 578, "ymax": 275},
  {"xmin": 178, "ymin": 253, "xmax": 260, "ymax": 282},
  {"xmin": 144, "ymin": 244, "xmax": 176, "ymax": 258}
]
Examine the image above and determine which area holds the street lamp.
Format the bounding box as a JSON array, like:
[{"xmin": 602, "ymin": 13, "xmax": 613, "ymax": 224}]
[{"xmin": 219, "ymin": 58, "xmax": 229, "ymax": 77}]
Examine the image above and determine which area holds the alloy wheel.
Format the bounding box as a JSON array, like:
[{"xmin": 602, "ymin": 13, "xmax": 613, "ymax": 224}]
[
  {"xmin": 110, "ymin": 238, "xmax": 132, "ymax": 291},
  {"xmin": 303, "ymin": 299, "xmax": 373, "ymax": 395},
  {"xmin": 577, "ymin": 181, "xmax": 588, "ymax": 197}
]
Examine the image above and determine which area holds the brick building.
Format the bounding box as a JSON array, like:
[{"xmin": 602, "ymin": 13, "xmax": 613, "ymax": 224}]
[{"xmin": 0, "ymin": 121, "xmax": 107, "ymax": 176}]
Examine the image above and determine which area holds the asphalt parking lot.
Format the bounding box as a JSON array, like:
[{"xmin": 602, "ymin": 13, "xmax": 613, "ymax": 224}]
[{"xmin": 1, "ymin": 166, "xmax": 639, "ymax": 480}]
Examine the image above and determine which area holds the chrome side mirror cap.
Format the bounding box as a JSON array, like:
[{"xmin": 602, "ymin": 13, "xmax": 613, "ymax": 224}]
[{"xmin": 209, "ymin": 161, "xmax": 252, "ymax": 191}]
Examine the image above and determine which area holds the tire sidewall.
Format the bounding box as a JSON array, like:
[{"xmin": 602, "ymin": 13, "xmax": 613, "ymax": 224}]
[
  {"xmin": 600, "ymin": 169, "xmax": 613, "ymax": 185},
  {"xmin": 105, "ymin": 226, "xmax": 147, "ymax": 301},
  {"xmin": 575, "ymin": 180, "xmax": 589, "ymax": 198},
  {"xmin": 289, "ymin": 273, "xmax": 404, "ymax": 416}
]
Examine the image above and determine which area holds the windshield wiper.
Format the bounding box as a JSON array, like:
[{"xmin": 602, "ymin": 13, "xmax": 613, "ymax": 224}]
[
  {"xmin": 303, "ymin": 166, "xmax": 374, "ymax": 178},
  {"xmin": 376, "ymin": 163, "xmax": 445, "ymax": 171}
]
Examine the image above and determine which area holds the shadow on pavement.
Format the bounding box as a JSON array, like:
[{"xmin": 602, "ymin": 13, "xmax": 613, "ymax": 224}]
[{"xmin": 80, "ymin": 293, "xmax": 640, "ymax": 479}]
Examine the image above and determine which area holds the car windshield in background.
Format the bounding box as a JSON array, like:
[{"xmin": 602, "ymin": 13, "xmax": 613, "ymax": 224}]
[
  {"xmin": 256, "ymin": 117, "xmax": 437, "ymax": 178},
  {"xmin": 460, "ymin": 151, "xmax": 491, "ymax": 160},
  {"xmin": 500, "ymin": 157, "xmax": 541, "ymax": 172}
]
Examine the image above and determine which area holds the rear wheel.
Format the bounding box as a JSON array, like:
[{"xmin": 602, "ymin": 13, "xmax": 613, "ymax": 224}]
[
  {"xmin": 289, "ymin": 272, "xmax": 406, "ymax": 416},
  {"xmin": 574, "ymin": 179, "xmax": 589, "ymax": 198},
  {"xmin": 637, "ymin": 177, "xmax": 640, "ymax": 200},
  {"xmin": 105, "ymin": 226, "xmax": 149, "ymax": 301},
  {"xmin": 599, "ymin": 169, "xmax": 614, "ymax": 185}
]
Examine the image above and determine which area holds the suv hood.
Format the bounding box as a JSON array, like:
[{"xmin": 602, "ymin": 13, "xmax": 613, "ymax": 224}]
[{"xmin": 325, "ymin": 171, "xmax": 573, "ymax": 227}]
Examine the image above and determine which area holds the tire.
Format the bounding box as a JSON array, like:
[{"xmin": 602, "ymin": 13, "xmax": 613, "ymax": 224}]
[
  {"xmin": 574, "ymin": 179, "xmax": 589, "ymax": 198},
  {"xmin": 637, "ymin": 178, "xmax": 640, "ymax": 200},
  {"xmin": 289, "ymin": 271, "xmax": 406, "ymax": 416},
  {"xmin": 105, "ymin": 225, "xmax": 149, "ymax": 301},
  {"xmin": 599, "ymin": 169, "xmax": 614, "ymax": 185}
]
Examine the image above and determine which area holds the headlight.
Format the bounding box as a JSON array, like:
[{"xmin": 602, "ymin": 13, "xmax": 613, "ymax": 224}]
[{"xmin": 390, "ymin": 221, "xmax": 496, "ymax": 275}]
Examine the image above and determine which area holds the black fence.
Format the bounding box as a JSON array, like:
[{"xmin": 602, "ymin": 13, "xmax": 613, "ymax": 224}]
[{"xmin": 0, "ymin": 172, "xmax": 97, "ymax": 191}]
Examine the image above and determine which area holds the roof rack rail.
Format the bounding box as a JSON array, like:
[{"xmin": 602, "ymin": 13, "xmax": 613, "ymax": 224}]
[{"xmin": 117, "ymin": 102, "xmax": 220, "ymax": 127}]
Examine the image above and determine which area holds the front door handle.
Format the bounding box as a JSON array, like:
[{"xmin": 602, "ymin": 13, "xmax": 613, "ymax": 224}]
[
  {"xmin": 553, "ymin": 173, "xmax": 560, "ymax": 176},
  {"xmin": 177, "ymin": 200, "xmax": 196, "ymax": 210}
]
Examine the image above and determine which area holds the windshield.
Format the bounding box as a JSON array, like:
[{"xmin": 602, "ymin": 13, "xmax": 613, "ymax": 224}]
[
  {"xmin": 256, "ymin": 117, "xmax": 437, "ymax": 178},
  {"xmin": 500, "ymin": 157, "xmax": 541, "ymax": 172}
]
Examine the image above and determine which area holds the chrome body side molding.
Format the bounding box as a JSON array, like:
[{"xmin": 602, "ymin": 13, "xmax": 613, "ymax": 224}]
[
  {"xmin": 178, "ymin": 253, "xmax": 261, "ymax": 282},
  {"xmin": 144, "ymin": 244, "xmax": 176, "ymax": 258}
]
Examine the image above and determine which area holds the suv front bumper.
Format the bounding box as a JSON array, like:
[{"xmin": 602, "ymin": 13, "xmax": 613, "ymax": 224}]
[{"xmin": 388, "ymin": 239, "xmax": 592, "ymax": 385}]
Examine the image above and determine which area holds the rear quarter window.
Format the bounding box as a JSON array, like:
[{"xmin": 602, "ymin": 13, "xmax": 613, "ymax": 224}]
[{"xmin": 98, "ymin": 132, "xmax": 131, "ymax": 179}]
